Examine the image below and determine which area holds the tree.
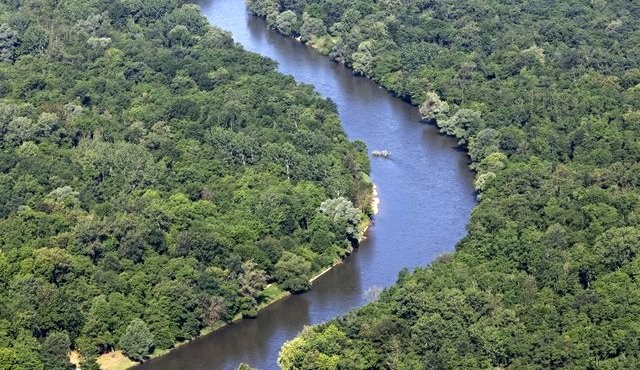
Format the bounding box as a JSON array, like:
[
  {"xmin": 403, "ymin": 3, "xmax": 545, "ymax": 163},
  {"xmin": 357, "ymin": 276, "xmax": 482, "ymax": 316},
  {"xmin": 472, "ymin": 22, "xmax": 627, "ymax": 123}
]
[
  {"xmin": 0, "ymin": 24, "xmax": 19, "ymax": 62},
  {"xmin": 7, "ymin": 331, "xmax": 44, "ymax": 370},
  {"xmin": 78, "ymin": 356, "xmax": 100, "ymax": 370},
  {"xmin": 164, "ymin": 4, "xmax": 208, "ymax": 35},
  {"xmin": 238, "ymin": 364, "xmax": 257, "ymax": 370},
  {"xmin": 79, "ymin": 296, "xmax": 114, "ymax": 356},
  {"xmin": 474, "ymin": 171, "xmax": 496, "ymax": 192},
  {"xmin": 247, "ymin": 0, "xmax": 279, "ymax": 18},
  {"xmin": 275, "ymin": 11, "xmax": 297, "ymax": 36},
  {"xmin": 74, "ymin": 13, "xmax": 111, "ymax": 37},
  {"xmin": 352, "ymin": 40, "xmax": 375, "ymax": 75},
  {"xmin": 468, "ymin": 128, "xmax": 499, "ymax": 163},
  {"xmin": 438, "ymin": 108, "xmax": 483, "ymax": 144},
  {"xmin": 299, "ymin": 14, "xmax": 326, "ymax": 42},
  {"xmin": 419, "ymin": 92, "xmax": 449, "ymax": 122},
  {"xmin": 239, "ymin": 261, "xmax": 267, "ymax": 300},
  {"xmin": 318, "ymin": 197, "xmax": 363, "ymax": 239},
  {"xmin": 5, "ymin": 117, "xmax": 36, "ymax": 145},
  {"xmin": 121, "ymin": 0, "xmax": 177, "ymax": 20},
  {"xmin": 202, "ymin": 296, "xmax": 226, "ymax": 326},
  {"xmin": 200, "ymin": 28, "xmax": 233, "ymax": 49},
  {"xmin": 40, "ymin": 332, "xmax": 73, "ymax": 370},
  {"xmin": 308, "ymin": 215, "xmax": 336, "ymax": 254},
  {"xmin": 594, "ymin": 227, "xmax": 640, "ymax": 273},
  {"xmin": 32, "ymin": 248, "xmax": 73, "ymax": 286},
  {"xmin": 118, "ymin": 319, "xmax": 154, "ymax": 362},
  {"xmin": 274, "ymin": 251, "xmax": 312, "ymax": 293},
  {"xmin": 17, "ymin": 25, "xmax": 48, "ymax": 55},
  {"xmin": 168, "ymin": 25, "xmax": 194, "ymax": 48},
  {"xmin": 264, "ymin": 143, "xmax": 301, "ymax": 181}
]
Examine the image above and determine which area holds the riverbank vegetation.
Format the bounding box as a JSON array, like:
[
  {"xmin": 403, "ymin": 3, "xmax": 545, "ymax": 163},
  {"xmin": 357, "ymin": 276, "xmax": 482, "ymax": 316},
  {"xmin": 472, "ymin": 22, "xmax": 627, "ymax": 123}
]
[
  {"xmin": 0, "ymin": 0, "xmax": 373, "ymax": 368},
  {"xmin": 249, "ymin": 0, "xmax": 640, "ymax": 368}
]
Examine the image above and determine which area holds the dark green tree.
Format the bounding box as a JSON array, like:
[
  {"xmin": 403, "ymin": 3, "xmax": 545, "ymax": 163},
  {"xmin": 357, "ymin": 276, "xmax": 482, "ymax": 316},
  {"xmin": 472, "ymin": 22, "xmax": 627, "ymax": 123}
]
[
  {"xmin": 40, "ymin": 332, "xmax": 73, "ymax": 370},
  {"xmin": 274, "ymin": 251, "xmax": 312, "ymax": 293}
]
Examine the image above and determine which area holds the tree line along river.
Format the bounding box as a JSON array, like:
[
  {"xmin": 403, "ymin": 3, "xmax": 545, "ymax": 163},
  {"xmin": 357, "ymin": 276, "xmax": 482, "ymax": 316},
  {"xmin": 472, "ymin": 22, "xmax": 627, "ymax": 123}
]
[{"xmin": 135, "ymin": 0, "xmax": 476, "ymax": 369}]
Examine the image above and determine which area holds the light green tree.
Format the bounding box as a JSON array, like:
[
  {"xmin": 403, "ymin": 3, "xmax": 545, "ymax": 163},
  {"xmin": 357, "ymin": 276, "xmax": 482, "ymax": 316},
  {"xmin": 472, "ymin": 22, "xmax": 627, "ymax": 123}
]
[
  {"xmin": 352, "ymin": 40, "xmax": 375, "ymax": 75},
  {"xmin": 300, "ymin": 13, "xmax": 326, "ymax": 42},
  {"xmin": 238, "ymin": 364, "xmax": 258, "ymax": 370},
  {"xmin": 275, "ymin": 10, "xmax": 298, "ymax": 36},
  {"xmin": 319, "ymin": 197, "xmax": 363, "ymax": 239},
  {"xmin": 118, "ymin": 319, "xmax": 154, "ymax": 362},
  {"xmin": 438, "ymin": 108, "xmax": 483, "ymax": 144},
  {"xmin": 419, "ymin": 92, "xmax": 449, "ymax": 122}
]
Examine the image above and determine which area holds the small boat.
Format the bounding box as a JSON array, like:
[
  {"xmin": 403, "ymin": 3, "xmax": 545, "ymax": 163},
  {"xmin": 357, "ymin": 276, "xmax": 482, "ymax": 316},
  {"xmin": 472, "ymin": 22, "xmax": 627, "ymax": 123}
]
[{"xmin": 372, "ymin": 150, "xmax": 391, "ymax": 158}]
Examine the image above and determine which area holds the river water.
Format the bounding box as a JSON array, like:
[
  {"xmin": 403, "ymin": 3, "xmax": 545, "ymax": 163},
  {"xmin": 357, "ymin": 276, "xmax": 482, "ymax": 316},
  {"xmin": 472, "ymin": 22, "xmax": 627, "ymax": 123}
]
[{"xmin": 137, "ymin": 1, "xmax": 476, "ymax": 369}]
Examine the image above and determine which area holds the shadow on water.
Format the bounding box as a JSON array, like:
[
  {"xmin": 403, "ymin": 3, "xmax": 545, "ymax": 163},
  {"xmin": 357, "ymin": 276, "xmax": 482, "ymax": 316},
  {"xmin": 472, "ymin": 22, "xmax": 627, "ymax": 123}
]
[{"xmin": 136, "ymin": 1, "xmax": 476, "ymax": 369}]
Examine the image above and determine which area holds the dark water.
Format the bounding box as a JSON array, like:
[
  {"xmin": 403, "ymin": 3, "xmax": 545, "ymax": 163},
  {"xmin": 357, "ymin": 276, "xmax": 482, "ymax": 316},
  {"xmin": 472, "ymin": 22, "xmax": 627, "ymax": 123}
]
[{"xmin": 137, "ymin": 1, "xmax": 476, "ymax": 369}]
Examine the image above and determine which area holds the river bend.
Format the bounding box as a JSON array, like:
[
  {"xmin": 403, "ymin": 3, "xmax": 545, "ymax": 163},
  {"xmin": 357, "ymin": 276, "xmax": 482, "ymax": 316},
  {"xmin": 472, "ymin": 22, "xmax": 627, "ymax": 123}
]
[{"xmin": 137, "ymin": 1, "xmax": 476, "ymax": 369}]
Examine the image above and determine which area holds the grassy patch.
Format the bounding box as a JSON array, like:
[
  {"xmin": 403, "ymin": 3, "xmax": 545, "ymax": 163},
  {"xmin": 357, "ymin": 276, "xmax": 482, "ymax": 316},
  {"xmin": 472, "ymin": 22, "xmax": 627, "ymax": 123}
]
[
  {"xmin": 96, "ymin": 351, "xmax": 136, "ymax": 370},
  {"xmin": 259, "ymin": 284, "xmax": 288, "ymax": 308}
]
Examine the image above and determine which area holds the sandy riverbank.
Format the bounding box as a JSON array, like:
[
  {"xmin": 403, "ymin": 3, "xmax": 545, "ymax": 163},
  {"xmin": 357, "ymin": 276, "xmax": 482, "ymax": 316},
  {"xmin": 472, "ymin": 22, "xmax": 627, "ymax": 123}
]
[{"xmin": 371, "ymin": 184, "xmax": 380, "ymax": 215}]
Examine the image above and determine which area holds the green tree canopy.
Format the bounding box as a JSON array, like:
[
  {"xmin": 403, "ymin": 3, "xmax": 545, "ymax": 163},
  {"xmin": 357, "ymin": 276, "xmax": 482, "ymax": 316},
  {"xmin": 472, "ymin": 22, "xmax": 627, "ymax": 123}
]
[{"xmin": 118, "ymin": 319, "xmax": 154, "ymax": 362}]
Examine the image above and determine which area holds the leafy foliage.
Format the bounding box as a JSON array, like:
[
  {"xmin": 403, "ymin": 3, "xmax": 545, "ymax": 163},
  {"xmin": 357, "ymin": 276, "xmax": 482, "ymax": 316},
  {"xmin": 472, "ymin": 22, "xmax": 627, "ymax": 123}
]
[
  {"xmin": 118, "ymin": 319, "xmax": 154, "ymax": 362},
  {"xmin": 274, "ymin": 251, "xmax": 312, "ymax": 293},
  {"xmin": 253, "ymin": 0, "xmax": 640, "ymax": 368},
  {"xmin": 0, "ymin": 0, "xmax": 372, "ymax": 364}
]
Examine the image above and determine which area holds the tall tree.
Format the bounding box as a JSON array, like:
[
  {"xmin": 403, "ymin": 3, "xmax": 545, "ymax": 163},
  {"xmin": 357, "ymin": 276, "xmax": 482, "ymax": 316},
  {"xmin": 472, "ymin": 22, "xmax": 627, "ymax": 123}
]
[{"xmin": 118, "ymin": 319, "xmax": 154, "ymax": 362}]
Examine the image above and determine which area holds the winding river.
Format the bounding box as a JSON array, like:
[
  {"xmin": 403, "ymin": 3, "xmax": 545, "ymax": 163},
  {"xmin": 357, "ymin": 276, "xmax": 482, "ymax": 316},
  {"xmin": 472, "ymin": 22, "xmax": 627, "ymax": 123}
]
[{"xmin": 137, "ymin": 1, "xmax": 476, "ymax": 369}]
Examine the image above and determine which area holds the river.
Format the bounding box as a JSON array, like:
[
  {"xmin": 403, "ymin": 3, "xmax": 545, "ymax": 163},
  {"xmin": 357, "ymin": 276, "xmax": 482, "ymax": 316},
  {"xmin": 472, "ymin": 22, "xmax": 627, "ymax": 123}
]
[{"xmin": 136, "ymin": 1, "xmax": 476, "ymax": 369}]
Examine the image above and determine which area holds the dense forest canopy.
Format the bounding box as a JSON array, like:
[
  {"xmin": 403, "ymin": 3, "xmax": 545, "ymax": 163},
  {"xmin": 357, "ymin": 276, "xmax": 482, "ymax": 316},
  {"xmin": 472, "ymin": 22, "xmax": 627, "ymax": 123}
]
[
  {"xmin": 0, "ymin": 0, "xmax": 372, "ymax": 368},
  {"xmin": 247, "ymin": 0, "xmax": 640, "ymax": 368}
]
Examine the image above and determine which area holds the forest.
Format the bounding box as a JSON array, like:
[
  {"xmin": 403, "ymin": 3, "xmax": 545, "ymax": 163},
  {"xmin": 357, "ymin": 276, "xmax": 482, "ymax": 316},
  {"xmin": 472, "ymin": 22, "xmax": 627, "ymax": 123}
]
[
  {"xmin": 247, "ymin": 0, "xmax": 640, "ymax": 368},
  {"xmin": 0, "ymin": 0, "xmax": 373, "ymax": 369}
]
